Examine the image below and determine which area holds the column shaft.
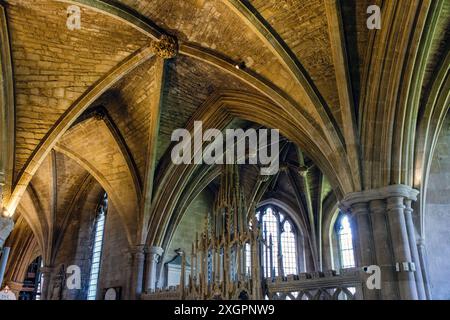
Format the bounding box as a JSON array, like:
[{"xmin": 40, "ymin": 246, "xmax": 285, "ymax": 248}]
[
  {"xmin": 404, "ymin": 200, "xmax": 426, "ymax": 300},
  {"xmin": 145, "ymin": 246, "xmax": 164, "ymax": 292},
  {"xmin": 386, "ymin": 197, "xmax": 418, "ymax": 300},
  {"xmin": 341, "ymin": 184, "xmax": 421, "ymax": 300},
  {"xmin": 129, "ymin": 246, "xmax": 145, "ymax": 299},
  {"xmin": 0, "ymin": 246, "xmax": 10, "ymax": 286},
  {"xmin": 352, "ymin": 203, "xmax": 375, "ymax": 267},
  {"xmin": 417, "ymin": 238, "xmax": 432, "ymax": 299},
  {"xmin": 39, "ymin": 266, "xmax": 54, "ymax": 300},
  {"xmin": 369, "ymin": 200, "xmax": 398, "ymax": 299},
  {"xmin": 0, "ymin": 216, "xmax": 14, "ymax": 249},
  {"xmin": 351, "ymin": 203, "xmax": 378, "ymax": 300}
]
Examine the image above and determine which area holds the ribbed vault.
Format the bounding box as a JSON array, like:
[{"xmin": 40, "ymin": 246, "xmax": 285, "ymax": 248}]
[{"xmin": 0, "ymin": 1, "xmax": 447, "ymax": 282}]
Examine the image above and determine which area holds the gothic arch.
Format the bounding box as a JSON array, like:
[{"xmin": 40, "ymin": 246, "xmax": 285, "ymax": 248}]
[
  {"xmin": 257, "ymin": 199, "xmax": 307, "ymax": 240},
  {"xmin": 58, "ymin": 0, "xmax": 359, "ymax": 190},
  {"xmin": 423, "ymin": 110, "xmax": 450, "ymax": 299},
  {"xmin": 415, "ymin": 50, "xmax": 450, "ymax": 236},
  {"xmin": 5, "ymin": 46, "xmax": 155, "ymax": 218},
  {"xmin": 146, "ymin": 90, "xmax": 354, "ymax": 248},
  {"xmin": 53, "ymin": 117, "xmax": 140, "ymax": 246},
  {"xmin": 0, "ymin": 3, "xmax": 15, "ymax": 208},
  {"xmin": 360, "ymin": 0, "xmax": 437, "ymax": 189},
  {"xmin": 159, "ymin": 165, "xmax": 221, "ymax": 258},
  {"xmin": 3, "ymin": 215, "xmax": 40, "ymax": 289}
]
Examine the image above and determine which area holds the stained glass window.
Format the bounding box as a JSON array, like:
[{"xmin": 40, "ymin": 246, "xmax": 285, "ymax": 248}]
[
  {"xmin": 245, "ymin": 243, "xmax": 251, "ymax": 276},
  {"xmin": 251, "ymin": 206, "xmax": 299, "ymax": 278},
  {"xmin": 87, "ymin": 193, "xmax": 107, "ymax": 300},
  {"xmin": 281, "ymin": 221, "xmax": 297, "ymax": 275},
  {"xmin": 337, "ymin": 215, "xmax": 355, "ymax": 269},
  {"xmin": 262, "ymin": 208, "xmax": 279, "ymax": 277}
]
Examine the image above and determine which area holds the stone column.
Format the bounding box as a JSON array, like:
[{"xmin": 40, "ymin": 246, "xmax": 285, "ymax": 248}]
[
  {"xmin": 404, "ymin": 199, "xmax": 426, "ymax": 300},
  {"xmin": 0, "ymin": 246, "xmax": 10, "ymax": 287},
  {"xmin": 341, "ymin": 184, "xmax": 422, "ymax": 300},
  {"xmin": 369, "ymin": 199, "xmax": 398, "ymax": 299},
  {"xmin": 386, "ymin": 196, "xmax": 418, "ymax": 300},
  {"xmin": 348, "ymin": 202, "xmax": 378, "ymax": 300},
  {"xmin": 351, "ymin": 202, "xmax": 375, "ymax": 267},
  {"xmin": 145, "ymin": 246, "xmax": 164, "ymax": 292},
  {"xmin": 39, "ymin": 266, "xmax": 54, "ymax": 300},
  {"xmin": 0, "ymin": 215, "xmax": 14, "ymax": 249},
  {"xmin": 417, "ymin": 237, "xmax": 432, "ymax": 299},
  {"xmin": 129, "ymin": 245, "xmax": 146, "ymax": 300}
]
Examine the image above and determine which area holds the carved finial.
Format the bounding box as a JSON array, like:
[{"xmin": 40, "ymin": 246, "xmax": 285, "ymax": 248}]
[
  {"xmin": 298, "ymin": 165, "xmax": 308, "ymax": 177},
  {"xmin": 93, "ymin": 109, "xmax": 105, "ymax": 121},
  {"xmin": 151, "ymin": 34, "xmax": 178, "ymax": 59}
]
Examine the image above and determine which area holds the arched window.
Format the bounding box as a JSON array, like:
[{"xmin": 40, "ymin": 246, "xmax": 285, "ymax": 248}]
[
  {"xmin": 281, "ymin": 221, "xmax": 297, "ymax": 275},
  {"xmin": 18, "ymin": 256, "xmax": 43, "ymax": 300},
  {"xmin": 87, "ymin": 193, "xmax": 108, "ymax": 300},
  {"xmin": 262, "ymin": 208, "xmax": 279, "ymax": 277},
  {"xmin": 245, "ymin": 243, "xmax": 251, "ymax": 276},
  {"xmin": 337, "ymin": 214, "xmax": 355, "ymax": 269},
  {"xmin": 256, "ymin": 206, "xmax": 299, "ymax": 277},
  {"xmin": 36, "ymin": 258, "xmax": 43, "ymax": 300}
]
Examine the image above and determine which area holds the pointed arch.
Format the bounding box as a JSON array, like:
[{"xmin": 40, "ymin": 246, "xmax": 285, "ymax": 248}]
[
  {"xmin": 0, "ymin": 3, "xmax": 15, "ymax": 208},
  {"xmin": 5, "ymin": 45, "xmax": 155, "ymax": 217},
  {"xmin": 146, "ymin": 90, "xmax": 353, "ymax": 247}
]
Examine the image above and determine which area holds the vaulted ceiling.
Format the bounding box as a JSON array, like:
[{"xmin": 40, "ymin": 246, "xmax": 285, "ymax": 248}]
[{"xmin": 0, "ymin": 0, "xmax": 448, "ymax": 253}]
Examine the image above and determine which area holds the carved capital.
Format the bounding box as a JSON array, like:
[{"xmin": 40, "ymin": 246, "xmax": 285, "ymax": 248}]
[
  {"xmin": 130, "ymin": 245, "xmax": 146, "ymax": 259},
  {"xmin": 340, "ymin": 184, "xmax": 419, "ymax": 213},
  {"xmin": 298, "ymin": 165, "xmax": 308, "ymax": 177},
  {"xmin": 93, "ymin": 109, "xmax": 106, "ymax": 121},
  {"xmin": 369, "ymin": 199, "xmax": 386, "ymax": 215},
  {"xmin": 147, "ymin": 246, "xmax": 164, "ymax": 259},
  {"xmin": 150, "ymin": 35, "xmax": 178, "ymax": 59},
  {"xmin": 386, "ymin": 196, "xmax": 406, "ymax": 212},
  {"xmin": 351, "ymin": 202, "xmax": 369, "ymax": 216}
]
